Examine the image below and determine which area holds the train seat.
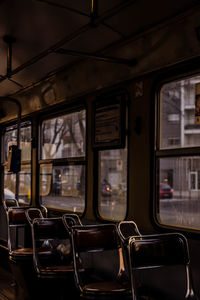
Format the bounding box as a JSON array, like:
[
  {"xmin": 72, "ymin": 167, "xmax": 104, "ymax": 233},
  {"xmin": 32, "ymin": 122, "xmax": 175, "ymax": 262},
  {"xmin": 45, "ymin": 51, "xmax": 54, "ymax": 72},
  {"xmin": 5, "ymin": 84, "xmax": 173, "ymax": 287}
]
[
  {"xmin": 6, "ymin": 206, "xmax": 47, "ymax": 260},
  {"xmin": 31, "ymin": 217, "xmax": 74, "ymax": 278},
  {"xmin": 5, "ymin": 206, "xmax": 48, "ymax": 299},
  {"xmin": 117, "ymin": 220, "xmax": 142, "ymax": 286},
  {"xmin": 25, "ymin": 207, "xmax": 47, "ymax": 225},
  {"xmin": 7, "ymin": 207, "xmax": 40, "ymax": 259},
  {"xmin": 71, "ymin": 223, "xmax": 132, "ymax": 299},
  {"xmin": 3, "ymin": 198, "xmax": 19, "ymax": 211},
  {"xmin": 117, "ymin": 220, "xmax": 141, "ymax": 243},
  {"xmin": 128, "ymin": 233, "xmax": 198, "ymax": 300},
  {"xmin": 62, "ymin": 213, "xmax": 83, "ymax": 231}
]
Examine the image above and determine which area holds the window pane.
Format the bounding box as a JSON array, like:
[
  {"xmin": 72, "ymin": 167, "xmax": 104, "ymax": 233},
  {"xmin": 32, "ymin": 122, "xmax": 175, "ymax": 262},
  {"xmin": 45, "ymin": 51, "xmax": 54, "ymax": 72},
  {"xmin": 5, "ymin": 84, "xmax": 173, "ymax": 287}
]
[
  {"xmin": 4, "ymin": 122, "xmax": 31, "ymax": 162},
  {"xmin": 158, "ymin": 157, "xmax": 200, "ymax": 229},
  {"xmin": 98, "ymin": 148, "xmax": 127, "ymax": 220},
  {"xmin": 160, "ymin": 75, "xmax": 200, "ymax": 149},
  {"xmin": 40, "ymin": 164, "xmax": 85, "ymax": 212},
  {"xmin": 4, "ymin": 164, "xmax": 31, "ymax": 205},
  {"xmin": 39, "ymin": 164, "xmax": 52, "ymax": 197},
  {"xmin": 41, "ymin": 110, "xmax": 86, "ymax": 159}
]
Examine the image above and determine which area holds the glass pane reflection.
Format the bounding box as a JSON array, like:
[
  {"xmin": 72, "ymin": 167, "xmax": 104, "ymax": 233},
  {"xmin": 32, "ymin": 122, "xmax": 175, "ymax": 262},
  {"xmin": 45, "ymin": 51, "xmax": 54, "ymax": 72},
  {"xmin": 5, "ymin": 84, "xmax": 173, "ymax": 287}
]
[
  {"xmin": 158, "ymin": 156, "xmax": 200, "ymax": 229},
  {"xmin": 40, "ymin": 164, "xmax": 85, "ymax": 212},
  {"xmin": 98, "ymin": 148, "xmax": 127, "ymax": 220}
]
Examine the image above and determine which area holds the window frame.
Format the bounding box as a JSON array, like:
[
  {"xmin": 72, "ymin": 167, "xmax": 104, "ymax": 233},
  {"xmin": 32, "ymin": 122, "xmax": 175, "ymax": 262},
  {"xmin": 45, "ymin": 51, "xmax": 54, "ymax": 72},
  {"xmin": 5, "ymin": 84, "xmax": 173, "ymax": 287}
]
[
  {"xmin": 38, "ymin": 105, "xmax": 87, "ymax": 213},
  {"xmin": 94, "ymin": 89, "xmax": 129, "ymax": 222},
  {"xmin": 155, "ymin": 70, "xmax": 200, "ymax": 232},
  {"xmin": 1, "ymin": 119, "xmax": 32, "ymax": 205}
]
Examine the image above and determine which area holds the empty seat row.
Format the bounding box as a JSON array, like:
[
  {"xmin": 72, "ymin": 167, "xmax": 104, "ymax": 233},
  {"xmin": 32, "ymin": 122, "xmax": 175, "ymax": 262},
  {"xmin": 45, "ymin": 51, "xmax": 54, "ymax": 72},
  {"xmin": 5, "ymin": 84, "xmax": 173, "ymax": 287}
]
[
  {"xmin": 71, "ymin": 222, "xmax": 199, "ymax": 300},
  {"xmin": 3, "ymin": 201, "xmax": 199, "ymax": 300}
]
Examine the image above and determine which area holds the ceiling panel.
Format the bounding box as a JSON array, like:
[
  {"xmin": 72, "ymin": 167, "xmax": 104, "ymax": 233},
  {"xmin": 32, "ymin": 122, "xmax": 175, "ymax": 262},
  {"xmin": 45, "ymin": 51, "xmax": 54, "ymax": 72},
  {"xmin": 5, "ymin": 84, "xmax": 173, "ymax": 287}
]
[
  {"xmin": 62, "ymin": 24, "xmax": 121, "ymax": 53},
  {"xmin": 0, "ymin": 0, "xmax": 88, "ymax": 73},
  {"xmin": 105, "ymin": 0, "xmax": 200, "ymax": 37},
  {"xmin": 0, "ymin": 0, "xmax": 199, "ymax": 97},
  {"xmin": 9, "ymin": 53, "xmax": 78, "ymax": 89}
]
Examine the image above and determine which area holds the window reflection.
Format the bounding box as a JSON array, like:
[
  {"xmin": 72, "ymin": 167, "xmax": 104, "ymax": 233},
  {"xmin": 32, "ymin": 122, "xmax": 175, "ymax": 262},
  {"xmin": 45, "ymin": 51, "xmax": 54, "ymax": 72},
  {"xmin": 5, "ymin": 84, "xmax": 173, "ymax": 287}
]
[
  {"xmin": 41, "ymin": 111, "xmax": 85, "ymax": 159},
  {"xmin": 160, "ymin": 76, "xmax": 200, "ymax": 149},
  {"xmin": 4, "ymin": 122, "xmax": 31, "ymax": 162},
  {"xmin": 3, "ymin": 122, "xmax": 32, "ymax": 204},
  {"xmin": 40, "ymin": 109, "xmax": 86, "ymax": 212},
  {"xmin": 40, "ymin": 164, "xmax": 85, "ymax": 212},
  {"xmin": 98, "ymin": 147, "xmax": 127, "ymax": 220},
  {"xmin": 158, "ymin": 75, "xmax": 200, "ymax": 230},
  {"xmin": 158, "ymin": 157, "xmax": 200, "ymax": 229},
  {"xmin": 4, "ymin": 164, "xmax": 31, "ymax": 205}
]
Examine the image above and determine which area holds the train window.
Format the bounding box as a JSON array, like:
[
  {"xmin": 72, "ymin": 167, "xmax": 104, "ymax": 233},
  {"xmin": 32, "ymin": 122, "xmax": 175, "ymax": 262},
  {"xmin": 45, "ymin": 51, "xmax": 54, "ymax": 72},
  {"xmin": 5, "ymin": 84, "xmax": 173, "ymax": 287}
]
[
  {"xmin": 3, "ymin": 121, "xmax": 32, "ymax": 204},
  {"xmin": 39, "ymin": 110, "xmax": 86, "ymax": 212},
  {"xmin": 157, "ymin": 74, "xmax": 200, "ymax": 230},
  {"xmin": 41, "ymin": 110, "xmax": 85, "ymax": 159},
  {"xmin": 4, "ymin": 122, "xmax": 31, "ymax": 162},
  {"xmin": 98, "ymin": 144, "xmax": 127, "ymax": 220},
  {"xmin": 160, "ymin": 76, "xmax": 200, "ymax": 149}
]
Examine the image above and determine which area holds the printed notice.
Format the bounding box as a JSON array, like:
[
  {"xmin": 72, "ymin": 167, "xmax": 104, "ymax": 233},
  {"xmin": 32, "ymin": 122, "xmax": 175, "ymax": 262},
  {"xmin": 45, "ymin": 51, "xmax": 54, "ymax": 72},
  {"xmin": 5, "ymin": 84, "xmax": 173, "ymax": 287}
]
[
  {"xmin": 93, "ymin": 91, "xmax": 126, "ymax": 149},
  {"xmin": 95, "ymin": 103, "xmax": 120, "ymax": 144}
]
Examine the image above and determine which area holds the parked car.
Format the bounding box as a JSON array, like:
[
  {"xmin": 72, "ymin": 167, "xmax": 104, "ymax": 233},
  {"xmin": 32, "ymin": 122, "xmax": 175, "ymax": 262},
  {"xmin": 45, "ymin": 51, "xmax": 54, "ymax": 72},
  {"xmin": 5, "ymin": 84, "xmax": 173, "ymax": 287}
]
[
  {"xmin": 159, "ymin": 183, "xmax": 173, "ymax": 199},
  {"xmin": 4, "ymin": 188, "xmax": 26, "ymax": 204}
]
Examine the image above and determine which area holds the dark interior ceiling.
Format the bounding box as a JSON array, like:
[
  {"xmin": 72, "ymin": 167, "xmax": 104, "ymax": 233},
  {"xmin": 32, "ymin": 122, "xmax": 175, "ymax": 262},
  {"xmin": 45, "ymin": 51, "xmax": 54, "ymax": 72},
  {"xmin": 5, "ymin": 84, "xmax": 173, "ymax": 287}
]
[{"xmin": 0, "ymin": 0, "xmax": 199, "ymax": 97}]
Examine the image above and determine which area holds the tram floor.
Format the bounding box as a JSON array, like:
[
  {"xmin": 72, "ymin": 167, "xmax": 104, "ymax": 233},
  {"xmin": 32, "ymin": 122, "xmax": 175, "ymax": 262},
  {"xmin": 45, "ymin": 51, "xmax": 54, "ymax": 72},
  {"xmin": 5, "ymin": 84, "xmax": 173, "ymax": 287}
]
[
  {"xmin": 0, "ymin": 266, "xmax": 16, "ymax": 300},
  {"xmin": 0, "ymin": 262, "xmax": 80, "ymax": 300},
  {"xmin": 0, "ymin": 263, "xmax": 189, "ymax": 300}
]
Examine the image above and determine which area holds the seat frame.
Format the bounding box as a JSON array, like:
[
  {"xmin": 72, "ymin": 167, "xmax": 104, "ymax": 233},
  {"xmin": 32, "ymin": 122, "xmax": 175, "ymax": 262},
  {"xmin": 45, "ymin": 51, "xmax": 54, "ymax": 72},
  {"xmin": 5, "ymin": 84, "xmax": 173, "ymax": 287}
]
[
  {"xmin": 31, "ymin": 217, "xmax": 73, "ymax": 279},
  {"xmin": 62, "ymin": 213, "xmax": 83, "ymax": 231},
  {"xmin": 128, "ymin": 233, "xmax": 198, "ymax": 300},
  {"xmin": 71, "ymin": 223, "xmax": 131, "ymax": 299},
  {"xmin": 5, "ymin": 206, "xmax": 47, "ymax": 260},
  {"xmin": 118, "ymin": 221, "xmax": 141, "ymax": 243}
]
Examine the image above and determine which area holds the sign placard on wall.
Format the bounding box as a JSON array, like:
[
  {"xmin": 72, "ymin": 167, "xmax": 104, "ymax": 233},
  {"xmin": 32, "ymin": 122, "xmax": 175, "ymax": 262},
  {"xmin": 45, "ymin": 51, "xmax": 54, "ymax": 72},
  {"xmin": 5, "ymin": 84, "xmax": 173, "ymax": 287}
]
[{"xmin": 92, "ymin": 89, "xmax": 127, "ymax": 149}]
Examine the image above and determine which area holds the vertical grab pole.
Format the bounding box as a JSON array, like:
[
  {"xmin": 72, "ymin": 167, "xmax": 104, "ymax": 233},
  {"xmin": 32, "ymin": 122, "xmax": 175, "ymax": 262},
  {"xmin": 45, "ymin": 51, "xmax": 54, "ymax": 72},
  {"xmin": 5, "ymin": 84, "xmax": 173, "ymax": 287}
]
[
  {"xmin": 0, "ymin": 97, "xmax": 21, "ymax": 201},
  {"xmin": 16, "ymin": 102, "xmax": 21, "ymax": 202}
]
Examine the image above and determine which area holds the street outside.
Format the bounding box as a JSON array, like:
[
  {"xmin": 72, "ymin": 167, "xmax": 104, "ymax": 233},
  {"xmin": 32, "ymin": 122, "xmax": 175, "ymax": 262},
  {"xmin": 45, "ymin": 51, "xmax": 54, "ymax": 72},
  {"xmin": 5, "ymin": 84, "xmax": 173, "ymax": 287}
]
[
  {"xmin": 159, "ymin": 195, "xmax": 200, "ymax": 229},
  {"xmin": 42, "ymin": 195, "xmax": 126, "ymax": 220},
  {"xmin": 41, "ymin": 193, "xmax": 200, "ymax": 228}
]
